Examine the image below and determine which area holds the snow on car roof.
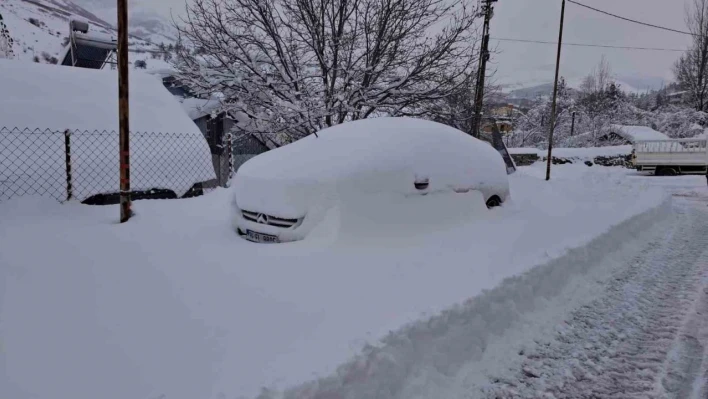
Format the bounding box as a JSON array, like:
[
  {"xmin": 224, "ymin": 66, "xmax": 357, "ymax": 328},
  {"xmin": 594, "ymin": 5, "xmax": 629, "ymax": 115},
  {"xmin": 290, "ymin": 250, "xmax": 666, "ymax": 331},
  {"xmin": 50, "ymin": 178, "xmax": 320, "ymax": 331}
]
[
  {"xmin": 0, "ymin": 58, "xmax": 202, "ymax": 135},
  {"xmin": 610, "ymin": 125, "xmax": 670, "ymax": 142},
  {"xmin": 240, "ymin": 117, "xmax": 505, "ymax": 182},
  {"xmin": 235, "ymin": 118, "xmax": 508, "ymax": 215}
]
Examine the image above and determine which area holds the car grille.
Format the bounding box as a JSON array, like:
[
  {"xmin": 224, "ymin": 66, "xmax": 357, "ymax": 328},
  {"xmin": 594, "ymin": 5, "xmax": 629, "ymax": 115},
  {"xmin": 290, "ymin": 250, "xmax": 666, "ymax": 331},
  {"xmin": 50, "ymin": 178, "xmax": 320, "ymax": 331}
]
[{"xmin": 241, "ymin": 210, "xmax": 300, "ymax": 228}]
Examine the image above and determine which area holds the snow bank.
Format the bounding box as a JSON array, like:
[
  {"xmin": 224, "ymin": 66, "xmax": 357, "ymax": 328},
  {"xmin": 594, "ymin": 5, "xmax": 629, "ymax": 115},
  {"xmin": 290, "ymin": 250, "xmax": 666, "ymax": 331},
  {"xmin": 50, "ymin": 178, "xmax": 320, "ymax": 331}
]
[
  {"xmin": 507, "ymin": 147, "xmax": 539, "ymax": 155},
  {"xmin": 0, "ymin": 59, "xmax": 215, "ymax": 198},
  {"xmin": 0, "ymin": 165, "xmax": 669, "ymax": 399}
]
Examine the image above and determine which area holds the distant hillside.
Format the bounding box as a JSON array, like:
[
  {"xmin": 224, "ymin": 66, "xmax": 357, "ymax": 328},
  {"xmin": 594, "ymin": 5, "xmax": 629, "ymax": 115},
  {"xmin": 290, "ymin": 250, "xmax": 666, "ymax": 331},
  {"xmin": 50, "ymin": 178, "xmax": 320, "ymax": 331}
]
[
  {"xmin": 0, "ymin": 0, "xmax": 174, "ymax": 71},
  {"xmin": 507, "ymin": 82, "xmax": 555, "ymax": 100},
  {"xmin": 72, "ymin": 0, "xmax": 177, "ymax": 44},
  {"xmin": 505, "ymin": 75, "xmax": 669, "ymax": 101}
]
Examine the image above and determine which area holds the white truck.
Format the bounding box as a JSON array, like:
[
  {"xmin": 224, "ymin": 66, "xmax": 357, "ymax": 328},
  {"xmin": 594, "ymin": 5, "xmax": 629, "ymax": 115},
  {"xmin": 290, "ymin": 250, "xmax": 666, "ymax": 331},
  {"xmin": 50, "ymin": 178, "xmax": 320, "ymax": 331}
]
[{"xmin": 632, "ymin": 139, "xmax": 708, "ymax": 176}]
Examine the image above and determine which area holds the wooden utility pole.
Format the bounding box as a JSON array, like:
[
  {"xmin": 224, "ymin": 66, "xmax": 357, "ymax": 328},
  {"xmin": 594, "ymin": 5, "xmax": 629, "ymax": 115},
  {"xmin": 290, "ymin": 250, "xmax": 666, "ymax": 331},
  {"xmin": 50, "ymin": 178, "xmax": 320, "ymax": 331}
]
[
  {"xmin": 545, "ymin": 0, "xmax": 566, "ymax": 181},
  {"xmin": 118, "ymin": 0, "xmax": 131, "ymax": 222},
  {"xmin": 570, "ymin": 111, "xmax": 576, "ymax": 136},
  {"xmin": 471, "ymin": 0, "xmax": 497, "ymax": 138}
]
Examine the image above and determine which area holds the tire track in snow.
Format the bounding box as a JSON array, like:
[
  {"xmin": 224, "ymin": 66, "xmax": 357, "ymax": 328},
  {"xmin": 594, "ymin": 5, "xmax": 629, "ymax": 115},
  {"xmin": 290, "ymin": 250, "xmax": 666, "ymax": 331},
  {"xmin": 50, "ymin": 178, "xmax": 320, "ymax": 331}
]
[{"xmin": 485, "ymin": 200, "xmax": 708, "ymax": 399}]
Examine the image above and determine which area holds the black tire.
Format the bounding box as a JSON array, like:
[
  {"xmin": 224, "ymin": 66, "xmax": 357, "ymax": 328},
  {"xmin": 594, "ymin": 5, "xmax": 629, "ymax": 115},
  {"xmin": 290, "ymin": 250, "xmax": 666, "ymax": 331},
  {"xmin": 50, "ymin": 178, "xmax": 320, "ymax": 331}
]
[
  {"xmin": 486, "ymin": 196, "xmax": 502, "ymax": 209},
  {"xmin": 656, "ymin": 167, "xmax": 677, "ymax": 176}
]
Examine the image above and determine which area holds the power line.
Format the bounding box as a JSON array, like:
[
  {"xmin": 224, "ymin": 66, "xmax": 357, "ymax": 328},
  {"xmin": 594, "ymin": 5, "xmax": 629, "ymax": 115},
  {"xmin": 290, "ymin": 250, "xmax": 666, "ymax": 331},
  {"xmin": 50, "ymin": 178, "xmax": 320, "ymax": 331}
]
[
  {"xmin": 492, "ymin": 37, "xmax": 686, "ymax": 52},
  {"xmin": 567, "ymin": 0, "xmax": 696, "ymax": 37}
]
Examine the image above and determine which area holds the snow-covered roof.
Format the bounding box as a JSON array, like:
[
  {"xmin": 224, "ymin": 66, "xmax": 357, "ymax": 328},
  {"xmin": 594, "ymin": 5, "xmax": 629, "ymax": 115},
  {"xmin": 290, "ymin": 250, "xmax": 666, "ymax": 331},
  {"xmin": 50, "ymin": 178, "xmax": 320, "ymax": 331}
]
[
  {"xmin": 0, "ymin": 58, "xmax": 201, "ymax": 133},
  {"xmin": 609, "ymin": 125, "xmax": 670, "ymax": 142},
  {"xmin": 0, "ymin": 59, "xmax": 215, "ymax": 199},
  {"xmin": 147, "ymin": 67, "xmax": 178, "ymax": 79},
  {"xmin": 181, "ymin": 97, "xmax": 224, "ymax": 120}
]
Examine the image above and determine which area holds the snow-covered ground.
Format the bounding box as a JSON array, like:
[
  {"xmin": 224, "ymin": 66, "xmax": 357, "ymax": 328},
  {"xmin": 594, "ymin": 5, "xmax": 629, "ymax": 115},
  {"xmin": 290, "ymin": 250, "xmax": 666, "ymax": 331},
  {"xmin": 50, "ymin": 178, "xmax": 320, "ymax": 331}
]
[
  {"xmin": 0, "ymin": 163, "xmax": 671, "ymax": 399},
  {"xmin": 482, "ymin": 174, "xmax": 708, "ymax": 398}
]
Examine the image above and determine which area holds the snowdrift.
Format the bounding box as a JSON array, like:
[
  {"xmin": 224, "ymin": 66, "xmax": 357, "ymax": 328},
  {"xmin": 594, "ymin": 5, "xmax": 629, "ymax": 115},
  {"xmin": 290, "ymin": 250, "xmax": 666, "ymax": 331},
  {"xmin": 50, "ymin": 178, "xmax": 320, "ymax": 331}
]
[{"xmin": 0, "ymin": 164, "xmax": 669, "ymax": 399}]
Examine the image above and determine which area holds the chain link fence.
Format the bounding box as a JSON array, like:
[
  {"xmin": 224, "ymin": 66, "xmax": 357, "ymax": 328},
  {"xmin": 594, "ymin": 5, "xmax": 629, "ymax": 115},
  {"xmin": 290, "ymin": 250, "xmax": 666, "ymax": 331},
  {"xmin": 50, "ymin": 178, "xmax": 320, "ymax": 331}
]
[{"xmin": 1, "ymin": 127, "xmax": 228, "ymax": 204}]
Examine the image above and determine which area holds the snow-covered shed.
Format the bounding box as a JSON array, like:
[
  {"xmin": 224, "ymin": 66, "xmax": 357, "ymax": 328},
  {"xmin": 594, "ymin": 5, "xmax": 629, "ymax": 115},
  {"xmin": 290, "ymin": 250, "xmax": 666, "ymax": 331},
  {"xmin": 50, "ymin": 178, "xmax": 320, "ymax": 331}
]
[
  {"xmin": 180, "ymin": 96, "xmax": 270, "ymax": 184},
  {"xmin": 603, "ymin": 125, "xmax": 670, "ymax": 144},
  {"xmin": 0, "ymin": 59, "xmax": 215, "ymax": 202}
]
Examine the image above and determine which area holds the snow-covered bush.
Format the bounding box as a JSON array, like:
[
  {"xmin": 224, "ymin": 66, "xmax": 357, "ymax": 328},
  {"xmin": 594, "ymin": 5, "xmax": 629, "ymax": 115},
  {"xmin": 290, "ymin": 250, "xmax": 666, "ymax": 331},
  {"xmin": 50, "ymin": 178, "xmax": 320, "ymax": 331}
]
[
  {"xmin": 0, "ymin": 13, "xmax": 14, "ymax": 59},
  {"xmin": 510, "ymin": 79, "xmax": 708, "ymax": 149},
  {"xmin": 650, "ymin": 105, "xmax": 708, "ymax": 138}
]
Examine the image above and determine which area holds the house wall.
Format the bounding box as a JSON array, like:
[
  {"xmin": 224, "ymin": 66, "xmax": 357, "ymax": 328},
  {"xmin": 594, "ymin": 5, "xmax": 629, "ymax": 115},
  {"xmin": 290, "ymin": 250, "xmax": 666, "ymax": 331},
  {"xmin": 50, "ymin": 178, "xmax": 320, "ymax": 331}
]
[{"xmin": 193, "ymin": 115, "xmax": 208, "ymax": 138}]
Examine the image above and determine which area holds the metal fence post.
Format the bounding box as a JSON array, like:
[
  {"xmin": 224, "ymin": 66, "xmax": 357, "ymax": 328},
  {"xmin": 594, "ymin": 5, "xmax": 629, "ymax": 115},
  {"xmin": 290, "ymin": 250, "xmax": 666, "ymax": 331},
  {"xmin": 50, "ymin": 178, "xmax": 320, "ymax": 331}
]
[
  {"xmin": 227, "ymin": 132, "xmax": 233, "ymax": 183},
  {"xmin": 64, "ymin": 129, "xmax": 73, "ymax": 201}
]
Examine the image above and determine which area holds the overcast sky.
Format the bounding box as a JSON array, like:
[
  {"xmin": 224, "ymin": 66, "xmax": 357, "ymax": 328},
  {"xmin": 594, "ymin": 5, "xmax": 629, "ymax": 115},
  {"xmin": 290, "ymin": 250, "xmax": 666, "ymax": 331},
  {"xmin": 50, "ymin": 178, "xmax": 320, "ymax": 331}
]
[
  {"xmin": 110, "ymin": 0, "xmax": 693, "ymax": 89},
  {"xmin": 492, "ymin": 0, "xmax": 693, "ymax": 89}
]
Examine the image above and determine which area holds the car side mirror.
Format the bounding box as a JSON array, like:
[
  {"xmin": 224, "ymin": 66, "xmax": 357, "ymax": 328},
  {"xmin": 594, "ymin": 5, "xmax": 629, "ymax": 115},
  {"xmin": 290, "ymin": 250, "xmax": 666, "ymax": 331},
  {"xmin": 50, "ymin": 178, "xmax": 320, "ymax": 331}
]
[{"xmin": 414, "ymin": 177, "xmax": 429, "ymax": 191}]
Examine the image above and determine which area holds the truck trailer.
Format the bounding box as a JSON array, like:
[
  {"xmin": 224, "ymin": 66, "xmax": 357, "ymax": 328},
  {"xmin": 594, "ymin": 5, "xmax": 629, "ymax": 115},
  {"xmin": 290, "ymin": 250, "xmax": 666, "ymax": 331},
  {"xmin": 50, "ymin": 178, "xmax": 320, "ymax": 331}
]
[{"xmin": 632, "ymin": 139, "xmax": 707, "ymax": 176}]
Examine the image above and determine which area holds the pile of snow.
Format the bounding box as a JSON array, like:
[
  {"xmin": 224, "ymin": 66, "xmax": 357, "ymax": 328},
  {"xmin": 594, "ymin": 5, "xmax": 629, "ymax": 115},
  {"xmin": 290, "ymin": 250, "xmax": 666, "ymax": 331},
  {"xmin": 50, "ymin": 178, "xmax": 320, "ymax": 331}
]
[
  {"xmin": 0, "ymin": 163, "xmax": 668, "ymax": 399},
  {"xmin": 610, "ymin": 124, "xmax": 670, "ymax": 142},
  {"xmin": 0, "ymin": 59, "xmax": 214, "ymax": 199}
]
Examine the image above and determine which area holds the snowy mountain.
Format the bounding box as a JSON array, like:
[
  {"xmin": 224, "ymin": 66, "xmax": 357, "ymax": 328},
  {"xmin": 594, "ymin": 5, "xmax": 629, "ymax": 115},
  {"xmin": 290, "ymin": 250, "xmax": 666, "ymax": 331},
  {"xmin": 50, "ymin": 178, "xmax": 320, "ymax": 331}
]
[
  {"xmin": 0, "ymin": 0, "xmax": 115, "ymax": 63},
  {"xmin": 505, "ymin": 75, "xmax": 670, "ymax": 100},
  {"xmin": 72, "ymin": 0, "xmax": 177, "ymax": 44},
  {"xmin": 0, "ymin": 0, "xmax": 174, "ymax": 70}
]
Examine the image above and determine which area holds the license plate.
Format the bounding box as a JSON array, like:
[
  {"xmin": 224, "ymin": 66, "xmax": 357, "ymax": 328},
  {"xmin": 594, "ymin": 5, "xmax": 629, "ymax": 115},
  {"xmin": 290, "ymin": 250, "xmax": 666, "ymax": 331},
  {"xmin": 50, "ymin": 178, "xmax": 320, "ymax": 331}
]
[{"xmin": 245, "ymin": 230, "xmax": 280, "ymax": 243}]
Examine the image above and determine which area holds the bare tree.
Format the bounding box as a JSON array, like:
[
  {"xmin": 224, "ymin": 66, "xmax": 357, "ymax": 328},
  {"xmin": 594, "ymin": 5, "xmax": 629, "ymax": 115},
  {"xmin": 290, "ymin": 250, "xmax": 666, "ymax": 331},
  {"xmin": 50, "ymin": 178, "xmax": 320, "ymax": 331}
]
[
  {"xmin": 577, "ymin": 56, "xmax": 620, "ymax": 145},
  {"xmin": 675, "ymin": 0, "xmax": 708, "ymax": 111},
  {"xmin": 174, "ymin": 0, "xmax": 480, "ymax": 144},
  {"xmin": 423, "ymin": 68, "xmax": 502, "ymax": 135},
  {"xmin": 580, "ymin": 55, "xmax": 612, "ymax": 96}
]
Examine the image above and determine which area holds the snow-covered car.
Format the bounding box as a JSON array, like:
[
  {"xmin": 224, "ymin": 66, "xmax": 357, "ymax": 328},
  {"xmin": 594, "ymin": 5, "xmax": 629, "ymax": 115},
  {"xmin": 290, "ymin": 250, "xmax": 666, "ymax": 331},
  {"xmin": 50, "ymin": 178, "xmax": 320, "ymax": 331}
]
[{"xmin": 232, "ymin": 117, "xmax": 510, "ymax": 243}]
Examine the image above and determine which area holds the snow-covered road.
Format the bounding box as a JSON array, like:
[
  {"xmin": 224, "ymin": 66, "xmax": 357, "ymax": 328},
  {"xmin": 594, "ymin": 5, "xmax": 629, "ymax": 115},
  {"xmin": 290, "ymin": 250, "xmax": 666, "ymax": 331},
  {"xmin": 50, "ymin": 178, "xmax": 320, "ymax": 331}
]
[
  {"xmin": 3, "ymin": 167, "xmax": 706, "ymax": 399},
  {"xmin": 485, "ymin": 195, "xmax": 708, "ymax": 398}
]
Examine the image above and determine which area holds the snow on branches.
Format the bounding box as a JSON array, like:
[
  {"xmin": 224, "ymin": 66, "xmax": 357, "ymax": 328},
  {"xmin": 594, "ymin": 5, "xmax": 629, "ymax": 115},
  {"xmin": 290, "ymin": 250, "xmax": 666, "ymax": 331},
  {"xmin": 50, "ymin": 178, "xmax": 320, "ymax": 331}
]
[{"xmin": 173, "ymin": 0, "xmax": 481, "ymax": 145}]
